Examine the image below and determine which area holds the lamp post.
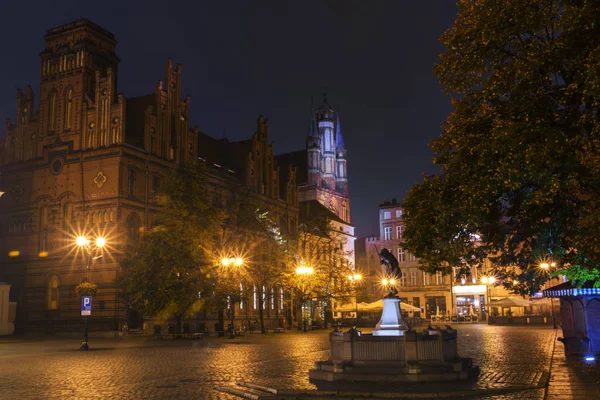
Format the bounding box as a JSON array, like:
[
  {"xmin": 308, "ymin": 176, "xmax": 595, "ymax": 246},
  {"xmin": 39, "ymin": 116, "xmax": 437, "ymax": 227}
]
[
  {"xmin": 221, "ymin": 256, "xmax": 244, "ymax": 338},
  {"xmin": 76, "ymin": 235, "xmax": 106, "ymax": 350},
  {"xmin": 540, "ymin": 261, "xmax": 558, "ymax": 329},
  {"xmin": 348, "ymin": 273, "xmax": 362, "ymax": 325},
  {"xmin": 481, "ymin": 276, "xmax": 496, "ymax": 320},
  {"xmin": 296, "ymin": 265, "xmax": 314, "ymax": 332}
]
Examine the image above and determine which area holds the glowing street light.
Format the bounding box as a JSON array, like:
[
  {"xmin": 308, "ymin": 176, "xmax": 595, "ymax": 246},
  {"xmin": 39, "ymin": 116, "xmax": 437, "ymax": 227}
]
[
  {"xmin": 75, "ymin": 235, "xmax": 107, "ymax": 351},
  {"xmin": 220, "ymin": 255, "xmax": 244, "ymax": 338},
  {"xmin": 540, "ymin": 262, "xmax": 550, "ymax": 270},
  {"xmin": 296, "ymin": 266, "xmax": 314, "ymax": 275}
]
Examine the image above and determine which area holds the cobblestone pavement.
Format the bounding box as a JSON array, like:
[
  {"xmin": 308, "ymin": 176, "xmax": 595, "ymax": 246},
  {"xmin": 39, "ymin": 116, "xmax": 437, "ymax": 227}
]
[{"xmin": 0, "ymin": 324, "xmax": 582, "ymax": 400}]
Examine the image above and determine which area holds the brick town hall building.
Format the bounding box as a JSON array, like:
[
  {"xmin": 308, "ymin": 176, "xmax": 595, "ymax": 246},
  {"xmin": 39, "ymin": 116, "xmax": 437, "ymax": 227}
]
[{"xmin": 0, "ymin": 19, "xmax": 354, "ymax": 334}]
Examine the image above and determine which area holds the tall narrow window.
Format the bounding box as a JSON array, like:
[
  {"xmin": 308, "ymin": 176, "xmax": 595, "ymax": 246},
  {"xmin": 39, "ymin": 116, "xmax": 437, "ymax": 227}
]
[
  {"xmin": 128, "ymin": 169, "xmax": 136, "ymax": 198},
  {"xmin": 48, "ymin": 276, "xmax": 59, "ymax": 310},
  {"xmin": 410, "ymin": 270, "xmax": 417, "ymax": 286},
  {"xmin": 384, "ymin": 227, "xmax": 392, "ymax": 240},
  {"xmin": 48, "ymin": 92, "xmax": 57, "ymax": 132},
  {"xmin": 398, "ymin": 248, "xmax": 405, "ymax": 262},
  {"xmin": 280, "ymin": 288, "xmax": 284, "ymax": 310},
  {"xmin": 435, "ymin": 271, "xmax": 443, "ymax": 285},
  {"xmin": 423, "ymin": 272, "xmax": 431, "ymax": 286},
  {"xmin": 253, "ymin": 285, "xmax": 257, "ymax": 309},
  {"xmin": 239, "ymin": 283, "xmax": 244, "ymax": 309},
  {"xmin": 40, "ymin": 206, "xmax": 48, "ymax": 253},
  {"xmin": 396, "ymin": 225, "xmax": 403, "ymax": 240},
  {"xmin": 271, "ymin": 288, "xmax": 275, "ymax": 310},
  {"xmin": 64, "ymin": 89, "xmax": 73, "ymax": 130},
  {"xmin": 399, "ymin": 271, "xmax": 407, "ymax": 287}
]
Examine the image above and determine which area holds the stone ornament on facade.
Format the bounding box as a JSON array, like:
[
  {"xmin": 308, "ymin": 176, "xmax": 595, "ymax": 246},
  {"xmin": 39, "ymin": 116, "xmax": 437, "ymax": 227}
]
[{"xmin": 94, "ymin": 171, "xmax": 107, "ymax": 188}]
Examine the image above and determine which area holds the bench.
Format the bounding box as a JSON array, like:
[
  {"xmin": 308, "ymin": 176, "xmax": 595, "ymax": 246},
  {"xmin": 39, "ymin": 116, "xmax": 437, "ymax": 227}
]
[{"xmin": 273, "ymin": 328, "xmax": 285, "ymax": 333}]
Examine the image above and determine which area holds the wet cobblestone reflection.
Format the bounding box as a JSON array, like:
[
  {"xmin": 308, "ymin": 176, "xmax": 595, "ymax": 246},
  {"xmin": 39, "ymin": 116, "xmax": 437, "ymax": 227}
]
[{"xmin": 0, "ymin": 325, "xmax": 562, "ymax": 399}]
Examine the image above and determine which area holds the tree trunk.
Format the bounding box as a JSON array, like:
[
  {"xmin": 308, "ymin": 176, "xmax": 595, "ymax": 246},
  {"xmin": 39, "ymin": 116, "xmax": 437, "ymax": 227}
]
[{"xmin": 217, "ymin": 307, "xmax": 225, "ymax": 335}]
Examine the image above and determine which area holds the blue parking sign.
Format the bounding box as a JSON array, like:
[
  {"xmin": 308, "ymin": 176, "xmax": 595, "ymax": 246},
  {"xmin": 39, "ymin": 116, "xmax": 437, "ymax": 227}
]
[{"xmin": 81, "ymin": 296, "xmax": 92, "ymax": 316}]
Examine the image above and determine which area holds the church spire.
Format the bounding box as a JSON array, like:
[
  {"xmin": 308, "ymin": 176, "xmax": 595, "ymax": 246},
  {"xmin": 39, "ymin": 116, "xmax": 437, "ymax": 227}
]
[{"xmin": 335, "ymin": 112, "xmax": 345, "ymax": 149}]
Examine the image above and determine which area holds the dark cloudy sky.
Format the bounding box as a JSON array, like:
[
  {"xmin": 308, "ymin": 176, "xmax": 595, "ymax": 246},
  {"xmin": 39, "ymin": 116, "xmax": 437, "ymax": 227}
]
[{"xmin": 0, "ymin": 0, "xmax": 458, "ymax": 237}]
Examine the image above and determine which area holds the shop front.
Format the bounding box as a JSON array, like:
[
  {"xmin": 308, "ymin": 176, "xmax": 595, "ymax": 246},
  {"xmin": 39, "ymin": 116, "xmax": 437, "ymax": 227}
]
[{"xmin": 452, "ymin": 285, "xmax": 487, "ymax": 318}]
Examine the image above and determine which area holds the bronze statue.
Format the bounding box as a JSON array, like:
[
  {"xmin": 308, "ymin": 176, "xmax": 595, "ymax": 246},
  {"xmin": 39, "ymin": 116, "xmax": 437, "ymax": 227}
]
[{"xmin": 379, "ymin": 248, "xmax": 401, "ymax": 276}]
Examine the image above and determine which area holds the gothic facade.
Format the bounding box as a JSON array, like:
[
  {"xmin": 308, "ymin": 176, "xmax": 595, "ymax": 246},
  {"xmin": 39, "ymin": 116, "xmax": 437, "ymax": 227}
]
[{"xmin": 0, "ymin": 19, "xmax": 298, "ymax": 333}]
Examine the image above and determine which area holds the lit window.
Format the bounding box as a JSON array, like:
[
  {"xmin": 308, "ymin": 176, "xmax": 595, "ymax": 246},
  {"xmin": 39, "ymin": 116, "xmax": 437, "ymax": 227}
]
[
  {"xmin": 239, "ymin": 283, "xmax": 244, "ymax": 309},
  {"xmin": 280, "ymin": 288, "xmax": 284, "ymax": 310},
  {"xmin": 398, "ymin": 248, "xmax": 405, "ymax": 262},
  {"xmin": 410, "ymin": 270, "xmax": 417, "ymax": 286},
  {"xmin": 399, "ymin": 272, "xmax": 407, "ymax": 287},
  {"xmin": 396, "ymin": 225, "xmax": 403, "ymax": 240},
  {"xmin": 423, "ymin": 272, "xmax": 431, "ymax": 286},
  {"xmin": 384, "ymin": 227, "xmax": 392, "ymax": 240},
  {"xmin": 396, "ymin": 209, "xmax": 403, "ymax": 218},
  {"xmin": 383, "ymin": 211, "xmax": 391, "ymax": 220},
  {"xmin": 253, "ymin": 285, "xmax": 257, "ymax": 309},
  {"xmin": 435, "ymin": 271, "xmax": 443, "ymax": 285}
]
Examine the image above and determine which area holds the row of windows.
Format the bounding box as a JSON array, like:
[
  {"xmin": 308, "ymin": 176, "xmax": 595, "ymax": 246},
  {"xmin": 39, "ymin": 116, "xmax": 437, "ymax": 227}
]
[
  {"xmin": 396, "ymin": 271, "xmax": 445, "ymax": 287},
  {"xmin": 383, "ymin": 225, "xmax": 403, "ymax": 240},
  {"xmin": 382, "ymin": 209, "xmax": 402, "ymax": 220},
  {"xmin": 226, "ymin": 285, "xmax": 286, "ymax": 311},
  {"xmin": 127, "ymin": 169, "xmax": 160, "ymax": 199}
]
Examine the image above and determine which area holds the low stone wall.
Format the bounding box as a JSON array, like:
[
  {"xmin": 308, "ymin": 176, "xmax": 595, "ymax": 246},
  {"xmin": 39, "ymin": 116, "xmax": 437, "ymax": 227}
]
[
  {"xmin": 329, "ymin": 328, "xmax": 458, "ymax": 365},
  {"xmin": 310, "ymin": 327, "xmax": 477, "ymax": 383}
]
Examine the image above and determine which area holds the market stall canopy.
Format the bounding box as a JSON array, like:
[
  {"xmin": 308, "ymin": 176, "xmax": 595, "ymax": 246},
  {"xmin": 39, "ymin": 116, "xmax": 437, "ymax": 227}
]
[
  {"xmin": 530, "ymin": 297, "xmax": 553, "ymax": 306},
  {"xmin": 485, "ymin": 298, "xmax": 533, "ymax": 307}
]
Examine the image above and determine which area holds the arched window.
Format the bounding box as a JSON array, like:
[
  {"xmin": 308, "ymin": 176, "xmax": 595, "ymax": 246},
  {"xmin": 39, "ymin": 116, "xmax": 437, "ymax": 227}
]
[
  {"xmin": 47, "ymin": 276, "xmax": 59, "ymax": 310},
  {"xmin": 48, "ymin": 92, "xmax": 57, "ymax": 132},
  {"xmin": 64, "ymin": 89, "xmax": 73, "ymax": 130}
]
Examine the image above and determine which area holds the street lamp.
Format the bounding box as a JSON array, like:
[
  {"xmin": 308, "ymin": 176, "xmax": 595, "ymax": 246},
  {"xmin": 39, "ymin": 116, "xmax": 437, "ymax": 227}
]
[
  {"xmin": 481, "ymin": 276, "xmax": 496, "ymax": 320},
  {"xmin": 540, "ymin": 261, "xmax": 558, "ymax": 329},
  {"xmin": 221, "ymin": 256, "xmax": 244, "ymax": 338},
  {"xmin": 296, "ymin": 265, "xmax": 314, "ymax": 332},
  {"xmin": 75, "ymin": 235, "xmax": 106, "ymax": 350},
  {"xmin": 348, "ymin": 273, "xmax": 363, "ymax": 325}
]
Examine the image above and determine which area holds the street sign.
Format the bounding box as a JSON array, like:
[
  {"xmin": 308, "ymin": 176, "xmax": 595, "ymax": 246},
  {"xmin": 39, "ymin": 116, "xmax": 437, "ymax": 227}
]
[{"xmin": 81, "ymin": 296, "xmax": 92, "ymax": 316}]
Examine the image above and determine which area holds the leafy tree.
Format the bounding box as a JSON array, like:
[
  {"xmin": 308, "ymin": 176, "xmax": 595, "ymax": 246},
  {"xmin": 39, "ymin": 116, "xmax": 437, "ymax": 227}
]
[
  {"xmin": 119, "ymin": 161, "xmax": 223, "ymax": 333},
  {"xmin": 403, "ymin": 0, "xmax": 600, "ymax": 293},
  {"xmin": 288, "ymin": 209, "xmax": 355, "ymax": 326}
]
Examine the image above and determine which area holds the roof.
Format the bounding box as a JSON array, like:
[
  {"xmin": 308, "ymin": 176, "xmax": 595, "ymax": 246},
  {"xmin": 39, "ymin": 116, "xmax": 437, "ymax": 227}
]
[
  {"xmin": 45, "ymin": 18, "xmax": 116, "ymax": 42},
  {"xmin": 197, "ymin": 133, "xmax": 251, "ymax": 178},
  {"xmin": 299, "ymin": 199, "xmax": 347, "ymax": 225},
  {"xmin": 276, "ymin": 150, "xmax": 307, "ymax": 185},
  {"xmin": 543, "ymin": 281, "xmax": 600, "ymax": 297}
]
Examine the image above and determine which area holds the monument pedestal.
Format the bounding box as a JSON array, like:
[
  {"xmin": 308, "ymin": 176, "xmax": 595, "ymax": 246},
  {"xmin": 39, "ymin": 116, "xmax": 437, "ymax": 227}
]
[
  {"xmin": 373, "ymin": 294, "xmax": 409, "ymax": 336},
  {"xmin": 309, "ymin": 294, "xmax": 479, "ymax": 383}
]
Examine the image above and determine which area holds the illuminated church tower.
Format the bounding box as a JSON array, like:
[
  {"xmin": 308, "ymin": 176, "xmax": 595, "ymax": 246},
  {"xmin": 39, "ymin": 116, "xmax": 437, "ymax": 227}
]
[{"xmin": 303, "ymin": 95, "xmax": 350, "ymax": 223}]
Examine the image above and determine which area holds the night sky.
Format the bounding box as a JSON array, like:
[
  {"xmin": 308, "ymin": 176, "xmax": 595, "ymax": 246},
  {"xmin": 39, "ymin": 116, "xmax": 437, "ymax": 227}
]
[{"xmin": 0, "ymin": 0, "xmax": 458, "ymax": 237}]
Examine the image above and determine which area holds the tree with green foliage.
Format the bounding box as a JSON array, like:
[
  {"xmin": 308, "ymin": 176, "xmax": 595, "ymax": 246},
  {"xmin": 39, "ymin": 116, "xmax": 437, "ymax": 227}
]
[
  {"xmin": 119, "ymin": 161, "xmax": 224, "ymax": 333},
  {"xmin": 403, "ymin": 0, "xmax": 600, "ymax": 294}
]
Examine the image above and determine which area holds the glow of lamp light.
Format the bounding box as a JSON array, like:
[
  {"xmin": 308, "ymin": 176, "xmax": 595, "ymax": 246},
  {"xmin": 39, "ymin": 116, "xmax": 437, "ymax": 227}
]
[
  {"xmin": 540, "ymin": 262, "xmax": 549, "ymax": 270},
  {"xmin": 76, "ymin": 236, "xmax": 88, "ymax": 247},
  {"xmin": 95, "ymin": 237, "xmax": 106, "ymax": 248},
  {"xmin": 488, "ymin": 277, "xmax": 496, "ymax": 284},
  {"xmin": 221, "ymin": 258, "xmax": 230, "ymax": 266},
  {"xmin": 389, "ymin": 278, "xmax": 396, "ymax": 285},
  {"xmin": 585, "ymin": 356, "xmax": 595, "ymax": 362},
  {"xmin": 296, "ymin": 266, "xmax": 314, "ymax": 275},
  {"xmin": 551, "ymin": 262, "xmax": 556, "ymax": 267},
  {"xmin": 381, "ymin": 278, "xmax": 389, "ymax": 286},
  {"xmin": 235, "ymin": 257, "xmax": 243, "ymax": 266},
  {"xmin": 481, "ymin": 277, "xmax": 488, "ymax": 284}
]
